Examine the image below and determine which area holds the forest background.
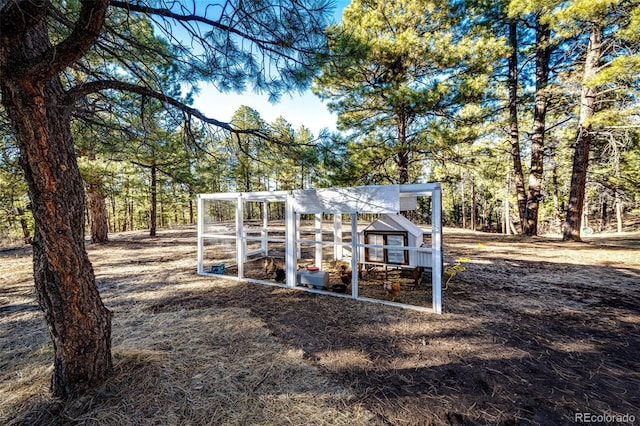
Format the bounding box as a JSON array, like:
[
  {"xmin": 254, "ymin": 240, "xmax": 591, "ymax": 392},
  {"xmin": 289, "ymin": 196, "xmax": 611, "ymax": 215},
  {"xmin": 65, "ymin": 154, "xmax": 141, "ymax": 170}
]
[{"xmin": 1, "ymin": 0, "xmax": 639, "ymax": 248}]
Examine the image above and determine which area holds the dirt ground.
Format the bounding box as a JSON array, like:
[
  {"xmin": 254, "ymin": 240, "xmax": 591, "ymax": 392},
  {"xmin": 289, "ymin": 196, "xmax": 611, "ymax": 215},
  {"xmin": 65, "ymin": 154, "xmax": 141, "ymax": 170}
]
[{"xmin": 1, "ymin": 226, "xmax": 639, "ymax": 425}]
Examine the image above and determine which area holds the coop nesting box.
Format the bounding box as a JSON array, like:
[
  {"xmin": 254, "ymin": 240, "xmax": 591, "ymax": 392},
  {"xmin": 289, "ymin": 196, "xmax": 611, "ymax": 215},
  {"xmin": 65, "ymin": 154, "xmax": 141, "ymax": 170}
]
[{"xmin": 359, "ymin": 214, "xmax": 431, "ymax": 267}]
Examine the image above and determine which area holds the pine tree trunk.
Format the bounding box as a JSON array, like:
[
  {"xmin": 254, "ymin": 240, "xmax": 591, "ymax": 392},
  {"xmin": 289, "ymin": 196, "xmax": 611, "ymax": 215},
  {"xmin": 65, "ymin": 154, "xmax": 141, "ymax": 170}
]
[
  {"xmin": 2, "ymin": 71, "xmax": 112, "ymax": 401},
  {"xmin": 552, "ymin": 163, "xmax": 561, "ymax": 234},
  {"xmin": 461, "ymin": 178, "xmax": 466, "ymax": 229},
  {"xmin": 20, "ymin": 87, "xmax": 113, "ymax": 393},
  {"xmin": 129, "ymin": 200, "xmax": 134, "ymax": 231},
  {"xmin": 1, "ymin": 0, "xmax": 112, "ymax": 399},
  {"xmin": 471, "ymin": 175, "xmax": 477, "ymax": 231},
  {"xmin": 615, "ymin": 193, "xmax": 623, "ymax": 233},
  {"xmin": 563, "ymin": 28, "xmax": 602, "ymax": 241},
  {"xmin": 614, "ymin": 157, "xmax": 623, "ymax": 234},
  {"xmin": 150, "ymin": 164, "xmax": 157, "ymax": 237},
  {"xmin": 110, "ymin": 195, "xmax": 116, "ymax": 233},
  {"xmin": 16, "ymin": 207, "xmax": 32, "ymax": 244},
  {"xmin": 563, "ymin": 127, "xmax": 592, "ymax": 240},
  {"xmin": 87, "ymin": 183, "xmax": 109, "ymax": 243},
  {"xmin": 524, "ymin": 19, "xmax": 551, "ymax": 236},
  {"xmin": 599, "ymin": 197, "xmax": 607, "ymax": 232},
  {"xmin": 121, "ymin": 198, "xmax": 128, "ymax": 232},
  {"xmin": 508, "ymin": 19, "xmax": 527, "ymax": 230}
]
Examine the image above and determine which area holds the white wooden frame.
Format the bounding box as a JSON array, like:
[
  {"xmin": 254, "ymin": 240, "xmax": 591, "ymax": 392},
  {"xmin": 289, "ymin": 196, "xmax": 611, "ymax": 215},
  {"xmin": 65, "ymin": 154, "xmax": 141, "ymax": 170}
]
[{"xmin": 197, "ymin": 183, "xmax": 443, "ymax": 313}]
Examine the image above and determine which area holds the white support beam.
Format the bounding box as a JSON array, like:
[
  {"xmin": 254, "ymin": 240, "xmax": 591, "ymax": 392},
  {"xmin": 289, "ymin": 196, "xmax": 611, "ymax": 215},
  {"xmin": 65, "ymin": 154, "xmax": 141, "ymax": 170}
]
[
  {"xmin": 350, "ymin": 213, "xmax": 359, "ymax": 299},
  {"xmin": 431, "ymin": 184, "xmax": 443, "ymax": 314},
  {"xmin": 296, "ymin": 214, "xmax": 301, "ymax": 260},
  {"xmin": 236, "ymin": 195, "xmax": 244, "ymax": 278},
  {"xmin": 196, "ymin": 194, "xmax": 204, "ymax": 274},
  {"xmin": 262, "ymin": 201, "xmax": 269, "ymax": 256},
  {"xmin": 315, "ymin": 214, "xmax": 323, "ymax": 268},
  {"xmin": 285, "ymin": 192, "xmax": 297, "ymax": 288}
]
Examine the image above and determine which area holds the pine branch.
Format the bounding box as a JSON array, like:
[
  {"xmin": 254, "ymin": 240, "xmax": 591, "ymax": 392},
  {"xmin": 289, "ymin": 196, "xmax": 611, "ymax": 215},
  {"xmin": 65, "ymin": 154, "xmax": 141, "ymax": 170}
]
[{"xmin": 65, "ymin": 79, "xmax": 234, "ymax": 131}]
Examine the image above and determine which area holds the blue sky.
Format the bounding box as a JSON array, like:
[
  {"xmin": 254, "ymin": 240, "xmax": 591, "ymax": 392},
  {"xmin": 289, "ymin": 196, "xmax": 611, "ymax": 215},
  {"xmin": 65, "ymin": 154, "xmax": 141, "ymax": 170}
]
[{"xmin": 191, "ymin": 0, "xmax": 350, "ymax": 135}]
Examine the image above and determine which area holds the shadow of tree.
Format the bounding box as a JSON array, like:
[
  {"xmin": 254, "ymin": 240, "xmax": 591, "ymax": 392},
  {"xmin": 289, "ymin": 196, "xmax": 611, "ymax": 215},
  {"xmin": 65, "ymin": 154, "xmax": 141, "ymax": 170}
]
[{"xmin": 145, "ymin": 273, "xmax": 639, "ymax": 425}]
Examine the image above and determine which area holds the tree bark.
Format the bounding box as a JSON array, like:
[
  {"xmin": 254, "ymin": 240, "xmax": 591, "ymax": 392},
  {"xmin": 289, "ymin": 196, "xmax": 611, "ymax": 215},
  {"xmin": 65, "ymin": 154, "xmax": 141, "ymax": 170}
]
[
  {"xmin": 0, "ymin": 0, "xmax": 113, "ymax": 398},
  {"xmin": 16, "ymin": 207, "xmax": 32, "ymax": 244},
  {"xmin": 524, "ymin": 18, "xmax": 551, "ymax": 236},
  {"xmin": 110, "ymin": 195, "xmax": 117, "ymax": 233},
  {"xmin": 599, "ymin": 197, "xmax": 607, "ymax": 232},
  {"xmin": 87, "ymin": 182, "xmax": 109, "ymax": 243},
  {"xmin": 552, "ymin": 160, "xmax": 562, "ymax": 234},
  {"xmin": 189, "ymin": 198, "xmax": 195, "ymax": 224},
  {"xmin": 129, "ymin": 199, "xmax": 134, "ymax": 232},
  {"xmin": 461, "ymin": 178, "xmax": 466, "ymax": 229},
  {"xmin": 150, "ymin": 164, "xmax": 157, "ymax": 237},
  {"xmin": 563, "ymin": 28, "xmax": 602, "ymax": 241},
  {"xmin": 122, "ymin": 200, "xmax": 128, "ymax": 232},
  {"xmin": 2, "ymin": 67, "xmax": 113, "ymax": 402},
  {"xmin": 470, "ymin": 175, "xmax": 477, "ymax": 231},
  {"xmin": 615, "ymin": 192, "xmax": 623, "ymax": 233},
  {"xmin": 507, "ymin": 19, "xmax": 527, "ymax": 230}
]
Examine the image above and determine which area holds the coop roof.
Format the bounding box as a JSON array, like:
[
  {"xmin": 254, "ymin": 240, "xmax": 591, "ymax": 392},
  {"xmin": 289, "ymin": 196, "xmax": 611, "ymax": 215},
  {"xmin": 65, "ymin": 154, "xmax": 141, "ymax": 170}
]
[
  {"xmin": 198, "ymin": 183, "xmax": 438, "ymax": 215},
  {"xmin": 363, "ymin": 213, "xmax": 424, "ymax": 238},
  {"xmin": 290, "ymin": 185, "xmax": 401, "ymax": 214}
]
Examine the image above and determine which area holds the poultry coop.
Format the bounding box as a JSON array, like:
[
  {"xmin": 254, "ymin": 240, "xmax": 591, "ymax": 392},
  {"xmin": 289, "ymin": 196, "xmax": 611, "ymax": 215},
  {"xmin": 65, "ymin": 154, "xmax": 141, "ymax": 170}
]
[
  {"xmin": 359, "ymin": 213, "xmax": 432, "ymax": 268},
  {"xmin": 197, "ymin": 183, "xmax": 443, "ymax": 313}
]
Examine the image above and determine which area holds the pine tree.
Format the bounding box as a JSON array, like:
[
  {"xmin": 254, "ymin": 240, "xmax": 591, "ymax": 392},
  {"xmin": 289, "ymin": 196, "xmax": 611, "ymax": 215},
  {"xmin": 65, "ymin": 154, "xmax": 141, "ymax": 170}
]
[
  {"xmin": 314, "ymin": 0, "xmax": 503, "ymax": 184},
  {"xmin": 0, "ymin": 0, "xmax": 332, "ymax": 398}
]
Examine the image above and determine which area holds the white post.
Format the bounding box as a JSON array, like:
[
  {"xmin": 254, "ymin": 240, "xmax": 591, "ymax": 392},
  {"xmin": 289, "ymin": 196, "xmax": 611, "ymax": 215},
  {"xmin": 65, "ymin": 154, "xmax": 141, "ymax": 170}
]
[
  {"xmin": 431, "ymin": 186, "xmax": 443, "ymax": 314},
  {"xmin": 505, "ymin": 168, "xmax": 511, "ymax": 235},
  {"xmin": 197, "ymin": 195, "xmax": 204, "ymax": 274},
  {"xmin": 351, "ymin": 213, "xmax": 358, "ymax": 299},
  {"xmin": 315, "ymin": 213, "xmax": 323, "ymax": 268},
  {"xmin": 296, "ymin": 214, "xmax": 301, "ymax": 260},
  {"xmin": 236, "ymin": 195, "xmax": 245, "ymax": 279},
  {"xmin": 262, "ymin": 201, "xmax": 269, "ymax": 256},
  {"xmin": 333, "ymin": 214, "xmax": 343, "ymax": 260},
  {"xmin": 285, "ymin": 193, "xmax": 297, "ymax": 288}
]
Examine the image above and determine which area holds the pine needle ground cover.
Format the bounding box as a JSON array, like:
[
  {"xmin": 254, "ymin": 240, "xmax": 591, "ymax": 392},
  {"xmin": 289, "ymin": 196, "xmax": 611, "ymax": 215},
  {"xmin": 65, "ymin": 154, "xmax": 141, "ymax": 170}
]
[{"xmin": 1, "ymin": 227, "xmax": 639, "ymax": 425}]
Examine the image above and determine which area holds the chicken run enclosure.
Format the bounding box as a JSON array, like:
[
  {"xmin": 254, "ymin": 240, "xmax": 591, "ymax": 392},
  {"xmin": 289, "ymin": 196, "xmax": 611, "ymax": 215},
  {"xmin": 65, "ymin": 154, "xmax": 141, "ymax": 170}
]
[{"xmin": 197, "ymin": 184, "xmax": 443, "ymax": 313}]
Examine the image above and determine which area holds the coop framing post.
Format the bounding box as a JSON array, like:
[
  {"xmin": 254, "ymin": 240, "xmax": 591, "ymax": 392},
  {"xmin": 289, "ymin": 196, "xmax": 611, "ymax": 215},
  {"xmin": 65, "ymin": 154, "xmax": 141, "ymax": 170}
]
[
  {"xmin": 315, "ymin": 213, "xmax": 323, "ymax": 267},
  {"xmin": 197, "ymin": 194, "xmax": 204, "ymax": 274},
  {"xmin": 285, "ymin": 192, "xmax": 297, "ymax": 288},
  {"xmin": 296, "ymin": 214, "xmax": 301, "ymax": 260},
  {"xmin": 236, "ymin": 194, "xmax": 245, "ymax": 279},
  {"xmin": 432, "ymin": 185, "xmax": 443, "ymax": 314},
  {"xmin": 262, "ymin": 201, "xmax": 268, "ymax": 256},
  {"xmin": 351, "ymin": 213, "xmax": 359, "ymax": 299}
]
